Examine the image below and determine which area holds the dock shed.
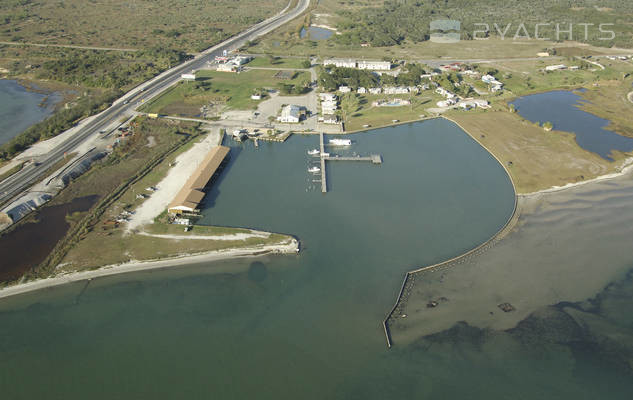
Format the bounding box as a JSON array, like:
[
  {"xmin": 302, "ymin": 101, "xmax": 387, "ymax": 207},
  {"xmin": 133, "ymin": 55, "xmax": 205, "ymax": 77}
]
[{"xmin": 167, "ymin": 146, "xmax": 230, "ymax": 214}]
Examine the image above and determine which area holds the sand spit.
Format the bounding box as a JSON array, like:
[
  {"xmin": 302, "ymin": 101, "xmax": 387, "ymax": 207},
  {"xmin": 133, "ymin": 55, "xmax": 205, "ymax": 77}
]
[
  {"xmin": 0, "ymin": 238, "xmax": 299, "ymax": 300},
  {"xmin": 137, "ymin": 230, "xmax": 271, "ymax": 241}
]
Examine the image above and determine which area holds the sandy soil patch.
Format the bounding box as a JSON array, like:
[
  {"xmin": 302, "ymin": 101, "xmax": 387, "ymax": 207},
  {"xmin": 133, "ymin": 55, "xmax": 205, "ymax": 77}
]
[
  {"xmin": 126, "ymin": 127, "xmax": 221, "ymax": 231},
  {"xmin": 138, "ymin": 230, "xmax": 271, "ymax": 241}
]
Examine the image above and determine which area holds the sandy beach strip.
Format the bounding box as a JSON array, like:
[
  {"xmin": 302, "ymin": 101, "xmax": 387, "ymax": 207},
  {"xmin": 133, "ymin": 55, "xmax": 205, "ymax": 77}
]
[
  {"xmin": 521, "ymin": 157, "xmax": 633, "ymax": 196},
  {"xmin": 137, "ymin": 230, "xmax": 271, "ymax": 241},
  {"xmin": 0, "ymin": 238, "xmax": 299, "ymax": 300}
]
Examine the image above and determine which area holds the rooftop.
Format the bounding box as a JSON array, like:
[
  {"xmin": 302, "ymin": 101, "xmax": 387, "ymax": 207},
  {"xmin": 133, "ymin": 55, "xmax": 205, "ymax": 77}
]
[{"xmin": 168, "ymin": 145, "xmax": 230, "ymax": 212}]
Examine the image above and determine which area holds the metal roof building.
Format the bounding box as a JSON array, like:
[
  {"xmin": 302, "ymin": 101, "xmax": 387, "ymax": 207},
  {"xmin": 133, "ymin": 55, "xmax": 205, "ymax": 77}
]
[{"xmin": 167, "ymin": 146, "xmax": 230, "ymax": 214}]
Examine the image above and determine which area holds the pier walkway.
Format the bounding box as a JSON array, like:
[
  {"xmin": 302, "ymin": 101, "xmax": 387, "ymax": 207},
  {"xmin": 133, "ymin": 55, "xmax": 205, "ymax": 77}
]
[{"xmin": 318, "ymin": 132, "xmax": 382, "ymax": 193}]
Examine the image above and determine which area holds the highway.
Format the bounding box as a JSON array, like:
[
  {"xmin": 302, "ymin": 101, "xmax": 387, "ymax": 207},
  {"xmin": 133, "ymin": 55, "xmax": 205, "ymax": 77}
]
[{"xmin": 0, "ymin": 0, "xmax": 309, "ymax": 206}]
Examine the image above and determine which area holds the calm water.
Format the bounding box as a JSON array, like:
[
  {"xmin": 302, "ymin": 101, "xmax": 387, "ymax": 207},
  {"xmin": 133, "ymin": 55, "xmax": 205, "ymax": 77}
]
[
  {"xmin": 510, "ymin": 90, "xmax": 633, "ymax": 160},
  {"xmin": 0, "ymin": 119, "xmax": 519, "ymax": 398},
  {"xmin": 0, "ymin": 80, "xmax": 61, "ymax": 145},
  {"xmin": 395, "ymin": 170, "xmax": 633, "ymax": 397},
  {"xmin": 0, "ymin": 196, "xmax": 98, "ymax": 282},
  {"xmin": 300, "ymin": 26, "xmax": 334, "ymax": 40}
]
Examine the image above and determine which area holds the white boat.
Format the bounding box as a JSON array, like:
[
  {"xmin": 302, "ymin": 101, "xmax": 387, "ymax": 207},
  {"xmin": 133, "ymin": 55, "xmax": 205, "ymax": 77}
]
[
  {"xmin": 329, "ymin": 138, "xmax": 352, "ymax": 146},
  {"xmin": 307, "ymin": 149, "xmax": 320, "ymax": 155},
  {"xmin": 308, "ymin": 167, "xmax": 321, "ymax": 173}
]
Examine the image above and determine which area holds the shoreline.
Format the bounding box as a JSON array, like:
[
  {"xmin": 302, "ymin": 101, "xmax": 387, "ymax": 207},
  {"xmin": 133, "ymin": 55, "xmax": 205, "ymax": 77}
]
[
  {"xmin": 0, "ymin": 238, "xmax": 299, "ymax": 301},
  {"xmin": 382, "ymin": 114, "xmax": 520, "ymax": 347},
  {"xmin": 382, "ymin": 116, "xmax": 633, "ymax": 347},
  {"xmin": 521, "ymin": 158, "xmax": 633, "ymax": 196}
]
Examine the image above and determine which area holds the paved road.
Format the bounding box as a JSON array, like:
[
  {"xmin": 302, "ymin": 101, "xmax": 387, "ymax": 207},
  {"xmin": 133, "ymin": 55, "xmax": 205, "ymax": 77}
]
[{"xmin": 0, "ymin": 0, "xmax": 309, "ymax": 207}]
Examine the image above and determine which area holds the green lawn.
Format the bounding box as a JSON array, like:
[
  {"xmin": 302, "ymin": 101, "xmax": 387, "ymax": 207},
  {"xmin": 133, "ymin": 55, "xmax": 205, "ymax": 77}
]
[
  {"xmin": 248, "ymin": 56, "xmax": 310, "ymax": 69},
  {"xmin": 141, "ymin": 69, "xmax": 311, "ymax": 116},
  {"xmin": 341, "ymin": 93, "xmax": 435, "ymax": 131}
]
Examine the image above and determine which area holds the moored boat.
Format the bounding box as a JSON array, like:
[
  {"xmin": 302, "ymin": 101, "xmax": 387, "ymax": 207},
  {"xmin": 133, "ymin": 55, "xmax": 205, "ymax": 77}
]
[{"xmin": 328, "ymin": 138, "xmax": 351, "ymax": 146}]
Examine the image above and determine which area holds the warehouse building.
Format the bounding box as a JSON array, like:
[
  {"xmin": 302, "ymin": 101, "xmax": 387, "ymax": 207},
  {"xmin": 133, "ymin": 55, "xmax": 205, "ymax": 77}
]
[{"xmin": 167, "ymin": 146, "xmax": 230, "ymax": 215}]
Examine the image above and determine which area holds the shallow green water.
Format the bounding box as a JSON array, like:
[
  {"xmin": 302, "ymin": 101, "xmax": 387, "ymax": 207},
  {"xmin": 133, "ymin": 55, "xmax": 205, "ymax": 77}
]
[{"xmin": 0, "ymin": 119, "xmax": 519, "ymax": 398}]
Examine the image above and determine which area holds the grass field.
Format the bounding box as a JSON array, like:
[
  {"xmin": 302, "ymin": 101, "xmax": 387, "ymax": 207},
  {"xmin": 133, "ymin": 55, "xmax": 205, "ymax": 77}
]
[
  {"xmin": 446, "ymin": 110, "xmax": 629, "ymax": 194},
  {"xmin": 142, "ymin": 69, "xmax": 311, "ymax": 116},
  {"xmin": 341, "ymin": 92, "xmax": 436, "ymax": 131},
  {"xmin": 577, "ymin": 77, "xmax": 633, "ymax": 138},
  {"xmin": 248, "ymin": 56, "xmax": 310, "ymax": 69},
  {"xmin": 60, "ymin": 228, "xmax": 291, "ymax": 272},
  {"xmin": 0, "ymin": 162, "xmax": 23, "ymax": 183}
]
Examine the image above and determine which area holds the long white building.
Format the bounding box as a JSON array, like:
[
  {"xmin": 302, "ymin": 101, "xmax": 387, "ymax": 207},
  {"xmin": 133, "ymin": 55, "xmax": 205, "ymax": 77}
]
[
  {"xmin": 357, "ymin": 60, "xmax": 391, "ymax": 70},
  {"xmin": 323, "ymin": 58, "xmax": 391, "ymax": 70},
  {"xmin": 323, "ymin": 58, "xmax": 357, "ymax": 68}
]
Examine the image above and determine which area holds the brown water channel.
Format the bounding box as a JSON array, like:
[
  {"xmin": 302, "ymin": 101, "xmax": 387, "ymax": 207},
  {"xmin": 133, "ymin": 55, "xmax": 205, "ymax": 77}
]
[{"xmin": 0, "ymin": 195, "xmax": 98, "ymax": 281}]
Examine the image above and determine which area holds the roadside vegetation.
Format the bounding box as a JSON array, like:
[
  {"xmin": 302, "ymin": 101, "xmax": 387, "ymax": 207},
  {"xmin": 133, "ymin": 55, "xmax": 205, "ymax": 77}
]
[
  {"xmin": 0, "ymin": 0, "xmax": 287, "ymax": 53},
  {"xmin": 0, "ymin": 161, "xmax": 23, "ymax": 182},
  {"xmin": 2, "ymin": 46, "xmax": 188, "ymax": 89},
  {"xmin": 27, "ymin": 117, "xmax": 201, "ymax": 279},
  {"xmin": 0, "ymin": 90, "xmax": 120, "ymax": 160},
  {"xmin": 0, "ymin": 0, "xmax": 288, "ymax": 161}
]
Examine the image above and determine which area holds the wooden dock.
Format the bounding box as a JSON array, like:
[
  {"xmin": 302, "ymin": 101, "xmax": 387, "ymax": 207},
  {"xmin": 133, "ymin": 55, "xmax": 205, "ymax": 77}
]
[
  {"xmin": 323, "ymin": 154, "xmax": 382, "ymax": 164},
  {"xmin": 319, "ymin": 132, "xmax": 326, "ymax": 193},
  {"xmin": 318, "ymin": 132, "xmax": 382, "ymax": 193}
]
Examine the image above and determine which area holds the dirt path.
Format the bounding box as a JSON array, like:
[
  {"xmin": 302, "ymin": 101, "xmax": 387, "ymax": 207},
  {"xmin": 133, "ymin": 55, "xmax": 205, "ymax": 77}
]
[
  {"xmin": 138, "ymin": 230, "xmax": 271, "ymax": 241},
  {"xmin": 0, "ymin": 41, "xmax": 138, "ymax": 52},
  {"xmin": 580, "ymin": 57, "xmax": 605, "ymax": 70}
]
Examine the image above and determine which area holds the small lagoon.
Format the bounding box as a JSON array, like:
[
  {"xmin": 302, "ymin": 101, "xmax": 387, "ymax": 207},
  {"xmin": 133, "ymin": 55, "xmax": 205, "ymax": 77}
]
[
  {"xmin": 0, "ymin": 80, "xmax": 61, "ymax": 146},
  {"xmin": 510, "ymin": 90, "xmax": 633, "ymax": 160}
]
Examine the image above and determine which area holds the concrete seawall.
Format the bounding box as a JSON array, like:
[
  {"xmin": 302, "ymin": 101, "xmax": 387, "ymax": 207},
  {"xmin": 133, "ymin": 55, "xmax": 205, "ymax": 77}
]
[{"xmin": 382, "ymin": 116, "xmax": 520, "ymax": 348}]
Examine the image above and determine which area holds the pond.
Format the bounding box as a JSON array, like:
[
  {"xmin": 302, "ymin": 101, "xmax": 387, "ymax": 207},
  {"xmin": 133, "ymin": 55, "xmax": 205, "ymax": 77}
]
[
  {"xmin": 0, "ymin": 80, "xmax": 62, "ymax": 146},
  {"xmin": 510, "ymin": 90, "xmax": 633, "ymax": 160},
  {"xmin": 300, "ymin": 26, "xmax": 334, "ymax": 40}
]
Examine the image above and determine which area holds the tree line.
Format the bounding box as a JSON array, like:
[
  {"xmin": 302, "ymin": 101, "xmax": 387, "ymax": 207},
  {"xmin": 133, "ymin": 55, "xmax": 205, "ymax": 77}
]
[{"xmin": 333, "ymin": 0, "xmax": 633, "ymax": 48}]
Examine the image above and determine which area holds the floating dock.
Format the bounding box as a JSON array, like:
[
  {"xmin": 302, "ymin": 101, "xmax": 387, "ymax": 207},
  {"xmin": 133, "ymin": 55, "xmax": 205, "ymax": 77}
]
[{"xmin": 318, "ymin": 132, "xmax": 382, "ymax": 193}]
